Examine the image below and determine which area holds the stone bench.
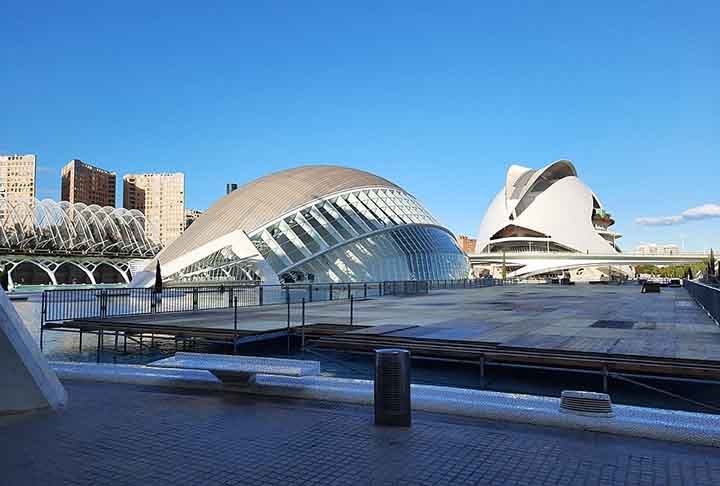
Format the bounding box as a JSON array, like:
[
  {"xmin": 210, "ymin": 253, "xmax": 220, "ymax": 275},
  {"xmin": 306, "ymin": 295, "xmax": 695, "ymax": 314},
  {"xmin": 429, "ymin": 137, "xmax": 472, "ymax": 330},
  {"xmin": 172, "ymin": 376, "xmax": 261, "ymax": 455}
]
[
  {"xmin": 148, "ymin": 352, "xmax": 321, "ymax": 384},
  {"xmin": 641, "ymin": 282, "xmax": 661, "ymax": 293}
]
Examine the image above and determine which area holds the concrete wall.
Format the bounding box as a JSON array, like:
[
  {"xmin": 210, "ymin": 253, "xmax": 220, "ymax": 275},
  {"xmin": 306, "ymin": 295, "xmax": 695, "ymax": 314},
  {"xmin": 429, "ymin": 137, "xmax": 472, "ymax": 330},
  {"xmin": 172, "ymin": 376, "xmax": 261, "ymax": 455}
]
[{"xmin": 0, "ymin": 290, "xmax": 67, "ymax": 414}]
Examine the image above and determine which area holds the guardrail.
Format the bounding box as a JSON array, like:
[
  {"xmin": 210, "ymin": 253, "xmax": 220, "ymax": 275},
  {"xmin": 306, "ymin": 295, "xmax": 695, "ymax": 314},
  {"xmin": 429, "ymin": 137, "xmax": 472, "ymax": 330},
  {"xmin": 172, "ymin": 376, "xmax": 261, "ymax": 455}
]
[
  {"xmin": 684, "ymin": 279, "xmax": 720, "ymax": 324},
  {"xmin": 40, "ymin": 278, "xmax": 517, "ymax": 323}
]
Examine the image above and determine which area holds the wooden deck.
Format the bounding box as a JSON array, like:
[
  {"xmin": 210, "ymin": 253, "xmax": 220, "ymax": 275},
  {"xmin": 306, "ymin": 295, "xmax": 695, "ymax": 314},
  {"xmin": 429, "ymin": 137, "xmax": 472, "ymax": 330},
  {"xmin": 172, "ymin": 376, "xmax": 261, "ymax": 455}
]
[{"xmin": 46, "ymin": 284, "xmax": 720, "ymax": 381}]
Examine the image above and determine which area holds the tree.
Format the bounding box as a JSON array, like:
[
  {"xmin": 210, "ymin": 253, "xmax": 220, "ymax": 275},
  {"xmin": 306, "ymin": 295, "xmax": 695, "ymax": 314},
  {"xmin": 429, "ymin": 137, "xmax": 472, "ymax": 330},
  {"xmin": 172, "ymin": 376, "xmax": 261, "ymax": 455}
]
[
  {"xmin": 501, "ymin": 250, "xmax": 507, "ymax": 280},
  {"xmin": 709, "ymin": 249, "xmax": 717, "ymax": 278},
  {"xmin": 153, "ymin": 261, "xmax": 163, "ymax": 294},
  {"xmin": 0, "ymin": 264, "xmax": 9, "ymax": 291}
]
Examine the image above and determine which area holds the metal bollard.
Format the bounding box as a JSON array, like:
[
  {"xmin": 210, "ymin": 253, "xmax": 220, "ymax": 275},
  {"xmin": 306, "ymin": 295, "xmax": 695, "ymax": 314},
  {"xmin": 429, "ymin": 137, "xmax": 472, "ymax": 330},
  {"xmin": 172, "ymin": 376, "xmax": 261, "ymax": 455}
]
[{"xmin": 374, "ymin": 348, "xmax": 411, "ymax": 426}]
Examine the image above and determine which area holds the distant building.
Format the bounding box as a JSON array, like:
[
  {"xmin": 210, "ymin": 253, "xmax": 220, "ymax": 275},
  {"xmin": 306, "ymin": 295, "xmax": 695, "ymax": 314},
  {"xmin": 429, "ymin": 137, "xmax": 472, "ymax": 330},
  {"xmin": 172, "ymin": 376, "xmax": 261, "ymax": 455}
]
[
  {"xmin": 0, "ymin": 154, "xmax": 36, "ymax": 229},
  {"xmin": 123, "ymin": 173, "xmax": 185, "ymax": 247},
  {"xmin": 61, "ymin": 159, "xmax": 116, "ymax": 206},
  {"xmin": 456, "ymin": 235, "xmax": 477, "ymax": 254},
  {"xmin": 185, "ymin": 208, "xmax": 202, "ymax": 229},
  {"xmin": 634, "ymin": 243, "xmax": 680, "ymax": 256},
  {"xmin": 226, "ymin": 183, "xmax": 238, "ymax": 195}
]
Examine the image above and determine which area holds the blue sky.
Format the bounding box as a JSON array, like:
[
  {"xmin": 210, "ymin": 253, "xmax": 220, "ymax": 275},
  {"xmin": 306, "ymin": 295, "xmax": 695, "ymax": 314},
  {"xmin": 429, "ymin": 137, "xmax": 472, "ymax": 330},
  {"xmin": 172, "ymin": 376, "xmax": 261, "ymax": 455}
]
[{"xmin": 1, "ymin": 1, "xmax": 718, "ymax": 250}]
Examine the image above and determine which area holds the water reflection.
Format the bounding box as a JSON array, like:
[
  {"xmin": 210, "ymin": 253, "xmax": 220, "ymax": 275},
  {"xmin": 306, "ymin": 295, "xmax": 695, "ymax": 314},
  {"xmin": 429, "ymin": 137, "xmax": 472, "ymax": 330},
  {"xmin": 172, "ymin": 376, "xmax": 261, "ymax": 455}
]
[{"xmin": 14, "ymin": 297, "xmax": 169, "ymax": 364}]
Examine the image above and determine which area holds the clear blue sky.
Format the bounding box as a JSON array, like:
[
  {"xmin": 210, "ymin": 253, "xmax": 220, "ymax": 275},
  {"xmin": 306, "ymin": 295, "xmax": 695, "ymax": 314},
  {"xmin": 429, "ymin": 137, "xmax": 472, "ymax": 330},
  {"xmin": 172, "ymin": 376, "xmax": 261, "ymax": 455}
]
[{"xmin": 2, "ymin": 1, "xmax": 718, "ymax": 250}]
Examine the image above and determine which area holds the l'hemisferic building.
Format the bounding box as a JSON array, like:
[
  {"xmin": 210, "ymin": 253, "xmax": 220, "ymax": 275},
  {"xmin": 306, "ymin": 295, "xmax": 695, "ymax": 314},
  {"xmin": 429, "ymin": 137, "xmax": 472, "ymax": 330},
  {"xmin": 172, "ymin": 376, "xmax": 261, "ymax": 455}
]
[{"xmin": 131, "ymin": 166, "xmax": 469, "ymax": 286}]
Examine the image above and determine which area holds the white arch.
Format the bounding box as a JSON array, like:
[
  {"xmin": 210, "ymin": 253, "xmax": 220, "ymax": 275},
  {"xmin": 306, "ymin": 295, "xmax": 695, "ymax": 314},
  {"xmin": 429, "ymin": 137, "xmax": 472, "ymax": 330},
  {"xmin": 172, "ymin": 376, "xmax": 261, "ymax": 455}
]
[
  {"xmin": 53, "ymin": 261, "xmax": 96, "ymax": 285},
  {"xmin": 8, "ymin": 260, "xmax": 58, "ymax": 286}
]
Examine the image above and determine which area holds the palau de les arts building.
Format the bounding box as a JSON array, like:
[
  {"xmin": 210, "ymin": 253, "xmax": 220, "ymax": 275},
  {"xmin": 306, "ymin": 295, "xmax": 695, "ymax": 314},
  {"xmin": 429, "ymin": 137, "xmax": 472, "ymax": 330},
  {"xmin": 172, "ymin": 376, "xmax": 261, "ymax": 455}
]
[
  {"xmin": 475, "ymin": 160, "xmax": 631, "ymax": 279},
  {"xmin": 132, "ymin": 166, "xmax": 470, "ymax": 286}
]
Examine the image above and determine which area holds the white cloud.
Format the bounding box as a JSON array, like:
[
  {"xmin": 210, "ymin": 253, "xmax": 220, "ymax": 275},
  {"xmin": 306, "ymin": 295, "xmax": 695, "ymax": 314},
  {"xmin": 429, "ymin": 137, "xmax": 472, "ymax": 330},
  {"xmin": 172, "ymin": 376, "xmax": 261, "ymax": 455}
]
[{"xmin": 635, "ymin": 204, "xmax": 720, "ymax": 226}]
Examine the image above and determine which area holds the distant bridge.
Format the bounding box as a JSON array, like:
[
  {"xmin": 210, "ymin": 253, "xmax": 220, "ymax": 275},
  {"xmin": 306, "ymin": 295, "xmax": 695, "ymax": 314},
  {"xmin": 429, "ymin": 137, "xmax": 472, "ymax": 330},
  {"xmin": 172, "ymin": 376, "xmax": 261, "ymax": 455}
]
[
  {"xmin": 468, "ymin": 251, "xmax": 708, "ymax": 278},
  {"xmin": 0, "ymin": 252, "xmax": 152, "ymax": 288}
]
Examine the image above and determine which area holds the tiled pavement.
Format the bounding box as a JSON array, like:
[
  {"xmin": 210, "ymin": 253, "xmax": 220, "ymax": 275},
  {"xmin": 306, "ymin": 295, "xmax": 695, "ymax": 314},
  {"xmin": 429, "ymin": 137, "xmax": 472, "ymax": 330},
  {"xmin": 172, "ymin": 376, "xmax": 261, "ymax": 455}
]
[{"xmin": 1, "ymin": 381, "xmax": 719, "ymax": 485}]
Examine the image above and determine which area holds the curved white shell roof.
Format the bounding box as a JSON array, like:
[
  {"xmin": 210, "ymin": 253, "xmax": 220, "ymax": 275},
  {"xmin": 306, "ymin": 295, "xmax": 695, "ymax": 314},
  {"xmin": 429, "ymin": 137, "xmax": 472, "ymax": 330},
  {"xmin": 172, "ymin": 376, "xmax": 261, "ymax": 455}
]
[
  {"xmin": 158, "ymin": 165, "xmax": 400, "ymax": 265},
  {"xmin": 136, "ymin": 165, "xmax": 469, "ymax": 286},
  {"xmin": 477, "ymin": 160, "xmax": 620, "ymax": 257}
]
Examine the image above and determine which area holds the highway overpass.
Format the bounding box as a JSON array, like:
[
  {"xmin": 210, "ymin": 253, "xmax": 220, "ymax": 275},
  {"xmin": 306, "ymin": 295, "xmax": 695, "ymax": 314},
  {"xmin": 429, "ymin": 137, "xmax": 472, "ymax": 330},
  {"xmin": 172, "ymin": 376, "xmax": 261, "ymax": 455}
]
[{"xmin": 468, "ymin": 251, "xmax": 708, "ymax": 278}]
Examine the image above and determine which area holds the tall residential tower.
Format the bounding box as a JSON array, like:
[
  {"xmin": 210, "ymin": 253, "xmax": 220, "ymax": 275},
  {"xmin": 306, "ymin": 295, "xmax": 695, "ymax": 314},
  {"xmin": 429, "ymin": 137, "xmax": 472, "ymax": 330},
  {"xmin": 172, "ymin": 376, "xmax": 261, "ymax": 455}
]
[
  {"xmin": 123, "ymin": 172, "xmax": 185, "ymax": 247},
  {"xmin": 61, "ymin": 159, "xmax": 116, "ymax": 206},
  {"xmin": 0, "ymin": 154, "xmax": 36, "ymax": 228}
]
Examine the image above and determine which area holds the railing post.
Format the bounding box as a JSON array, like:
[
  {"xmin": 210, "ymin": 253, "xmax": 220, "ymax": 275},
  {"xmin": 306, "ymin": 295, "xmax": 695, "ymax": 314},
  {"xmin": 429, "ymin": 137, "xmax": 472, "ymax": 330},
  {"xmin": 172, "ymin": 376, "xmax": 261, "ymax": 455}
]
[
  {"xmin": 40, "ymin": 291, "xmax": 46, "ymax": 352},
  {"xmin": 309, "ymin": 284, "xmax": 313, "ymax": 303},
  {"xmin": 329, "ymin": 283, "xmax": 333, "ymax": 301},
  {"xmin": 286, "ymin": 292, "xmax": 291, "ymax": 355},
  {"xmin": 96, "ymin": 328, "xmax": 103, "ymax": 363},
  {"xmin": 364, "ymin": 282, "xmax": 367, "ymax": 299},
  {"xmin": 350, "ymin": 294, "xmax": 354, "ymax": 326},
  {"xmin": 192, "ymin": 287, "xmax": 198, "ymax": 311},
  {"xmin": 285, "ymin": 286, "xmax": 290, "ymax": 305},
  {"xmin": 233, "ymin": 296, "xmax": 238, "ymax": 355},
  {"xmin": 259, "ymin": 286, "xmax": 264, "ymax": 306},
  {"xmin": 347, "ymin": 284, "xmax": 351, "ymax": 300},
  {"xmin": 99, "ymin": 289, "xmax": 107, "ymax": 319},
  {"xmin": 301, "ymin": 297, "xmax": 306, "ymax": 351}
]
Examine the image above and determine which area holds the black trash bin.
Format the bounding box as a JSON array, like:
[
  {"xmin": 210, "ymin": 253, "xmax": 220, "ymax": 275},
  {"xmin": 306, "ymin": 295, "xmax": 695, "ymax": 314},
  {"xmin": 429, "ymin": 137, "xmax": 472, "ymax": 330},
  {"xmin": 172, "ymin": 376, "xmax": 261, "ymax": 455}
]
[{"xmin": 374, "ymin": 348, "xmax": 411, "ymax": 426}]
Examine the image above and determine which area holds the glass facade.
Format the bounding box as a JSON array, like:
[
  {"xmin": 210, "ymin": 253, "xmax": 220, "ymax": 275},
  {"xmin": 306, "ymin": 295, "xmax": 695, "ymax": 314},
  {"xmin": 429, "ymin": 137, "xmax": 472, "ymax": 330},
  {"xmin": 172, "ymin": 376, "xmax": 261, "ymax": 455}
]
[
  {"xmin": 247, "ymin": 188, "xmax": 468, "ymax": 283},
  {"xmin": 166, "ymin": 187, "xmax": 469, "ymax": 284},
  {"xmin": 165, "ymin": 246, "xmax": 261, "ymax": 283}
]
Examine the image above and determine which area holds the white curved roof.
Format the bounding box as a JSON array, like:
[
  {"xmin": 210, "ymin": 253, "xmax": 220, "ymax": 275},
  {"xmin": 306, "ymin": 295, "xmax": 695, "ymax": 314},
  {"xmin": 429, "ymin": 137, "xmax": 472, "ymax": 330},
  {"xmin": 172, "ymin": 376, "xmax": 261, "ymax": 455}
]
[
  {"xmin": 476, "ymin": 160, "xmax": 620, "ymax": 258},
  {"xmin": 158, "ymin": 165, "xmax": 401, "ymax": 264},
  {"xmin": 505, "ymin": 160, "xmax": 576, "ymax": 215}
]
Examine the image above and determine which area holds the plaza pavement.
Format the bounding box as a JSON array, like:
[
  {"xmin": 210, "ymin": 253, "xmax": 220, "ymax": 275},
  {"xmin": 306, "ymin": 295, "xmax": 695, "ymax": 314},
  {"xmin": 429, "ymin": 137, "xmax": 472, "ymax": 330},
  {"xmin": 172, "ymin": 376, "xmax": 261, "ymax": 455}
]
[{"xmin": 1, "ymin": 380, "xmax": 718, "ymax": 486}]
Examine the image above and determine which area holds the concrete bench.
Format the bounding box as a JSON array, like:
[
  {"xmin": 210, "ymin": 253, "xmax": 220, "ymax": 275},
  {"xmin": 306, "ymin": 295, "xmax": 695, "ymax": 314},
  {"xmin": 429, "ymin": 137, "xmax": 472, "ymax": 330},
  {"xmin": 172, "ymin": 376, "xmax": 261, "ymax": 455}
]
[
  {"xmin": 148, "ymin": 352, "xmax": 321, "ymax": 384},
  {"xmin": 641, "ymin": 282, "xmax": 661, "ymax": 293}
]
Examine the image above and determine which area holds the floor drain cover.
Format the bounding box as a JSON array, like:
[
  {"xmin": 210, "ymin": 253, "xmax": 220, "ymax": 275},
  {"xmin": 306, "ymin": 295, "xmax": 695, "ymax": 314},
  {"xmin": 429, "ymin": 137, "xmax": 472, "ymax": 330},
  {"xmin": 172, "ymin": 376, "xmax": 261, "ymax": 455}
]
[
  {"xmin": 591, "ymin": 320, "xmax": 635, "ymax": 329},
  {"xmin": 560, "ymin": 390, "xmax": 614, "ymax": 417}
]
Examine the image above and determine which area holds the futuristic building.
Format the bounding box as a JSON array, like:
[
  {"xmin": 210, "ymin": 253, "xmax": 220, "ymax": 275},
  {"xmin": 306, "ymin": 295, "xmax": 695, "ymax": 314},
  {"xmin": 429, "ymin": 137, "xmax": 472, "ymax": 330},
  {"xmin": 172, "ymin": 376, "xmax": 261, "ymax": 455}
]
[
  {"xmin": 132, "ymin": 165, "xmax": 469, "ymax": 286},
  {"xmin": 475, "ymin": 160, "xmax": 631, "ymax": 279},
  {"xmin": 0, "ymin": 198, "xmax": 159, "ymax": 286}
]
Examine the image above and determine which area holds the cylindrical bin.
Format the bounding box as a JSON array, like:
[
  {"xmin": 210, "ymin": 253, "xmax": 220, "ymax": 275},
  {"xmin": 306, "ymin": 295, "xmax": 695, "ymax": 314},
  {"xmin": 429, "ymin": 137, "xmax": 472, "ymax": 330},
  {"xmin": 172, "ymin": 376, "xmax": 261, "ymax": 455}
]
[{"xmin": 374, "ymin": 348, "xmax": 411, "ymax": 426}]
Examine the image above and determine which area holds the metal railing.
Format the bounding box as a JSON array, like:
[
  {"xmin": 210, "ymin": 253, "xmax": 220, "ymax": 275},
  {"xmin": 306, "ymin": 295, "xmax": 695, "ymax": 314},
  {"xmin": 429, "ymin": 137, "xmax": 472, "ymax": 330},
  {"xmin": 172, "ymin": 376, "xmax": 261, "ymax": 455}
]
[
  {"xmin": 40, "ymin": 277, "xmax": 519, "ymax": 323},
  {"xmin": 427, "ymin": 278, "xmax": 520, "ymax": 290},
  {"xmin": 42, "ymin": 280, "xmax": 431, "ymax": 323},
  {"xmin": 684, "ymin": 279, "xmax": 720, "ymax": 325}
]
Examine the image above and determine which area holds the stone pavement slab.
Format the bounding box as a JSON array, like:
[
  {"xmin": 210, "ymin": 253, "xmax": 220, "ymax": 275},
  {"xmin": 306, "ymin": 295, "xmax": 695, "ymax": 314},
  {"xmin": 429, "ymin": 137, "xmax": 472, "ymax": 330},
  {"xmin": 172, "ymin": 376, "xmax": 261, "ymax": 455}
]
[{"xmin": 1, "ymin": 381, "xmax": 718, "ymax": 486}]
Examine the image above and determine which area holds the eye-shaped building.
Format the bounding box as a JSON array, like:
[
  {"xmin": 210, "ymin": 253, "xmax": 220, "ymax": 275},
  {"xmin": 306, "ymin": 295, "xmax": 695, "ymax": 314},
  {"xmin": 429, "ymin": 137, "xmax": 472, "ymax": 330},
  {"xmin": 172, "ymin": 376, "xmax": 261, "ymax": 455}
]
[{"xmin": 132, "ymin": 165, "xmax": 469, "ymax": 286}]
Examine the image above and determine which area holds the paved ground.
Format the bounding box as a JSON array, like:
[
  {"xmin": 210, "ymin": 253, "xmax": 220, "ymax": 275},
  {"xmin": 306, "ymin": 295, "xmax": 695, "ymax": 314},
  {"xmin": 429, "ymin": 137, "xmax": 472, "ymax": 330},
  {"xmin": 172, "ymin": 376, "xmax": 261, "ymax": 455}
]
[
  {"xmin": 67, "ymin": 284, "xmax": 720, "ymax": 361},
  {"xmin": 343, "ymin": 285, "xmax": 720, "ymax": 361},
  {"xmin": 1, "ymin": 381, "xmax": 718, "ymax": 486}
]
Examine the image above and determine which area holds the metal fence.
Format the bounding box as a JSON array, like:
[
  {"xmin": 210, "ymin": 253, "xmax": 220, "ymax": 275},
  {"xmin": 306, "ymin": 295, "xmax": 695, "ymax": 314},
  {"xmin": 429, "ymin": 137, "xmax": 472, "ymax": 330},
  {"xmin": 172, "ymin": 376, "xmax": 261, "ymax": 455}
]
[
  {"xmin": 41, "ymin": 277, "xmax": 519, "ymax": 323},
  {"xmin": 684, "ymin": 279, "xmax": 720, "ymax": 324},
  {"xmin": 427, "ymin": 278, "xmax": 520, "ymax": 290},
  {"xmin": 42, "ymin": 280, "xmax": 428, "ymax": 322}
]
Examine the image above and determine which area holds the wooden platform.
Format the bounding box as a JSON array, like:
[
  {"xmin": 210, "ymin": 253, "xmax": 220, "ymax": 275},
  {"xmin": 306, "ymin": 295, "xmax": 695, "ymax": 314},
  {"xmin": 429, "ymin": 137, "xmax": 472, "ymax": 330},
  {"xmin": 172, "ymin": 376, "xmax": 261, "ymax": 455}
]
[{"xmin": 45, "ymin": 284, "xmax": 720, "ymax": 382}]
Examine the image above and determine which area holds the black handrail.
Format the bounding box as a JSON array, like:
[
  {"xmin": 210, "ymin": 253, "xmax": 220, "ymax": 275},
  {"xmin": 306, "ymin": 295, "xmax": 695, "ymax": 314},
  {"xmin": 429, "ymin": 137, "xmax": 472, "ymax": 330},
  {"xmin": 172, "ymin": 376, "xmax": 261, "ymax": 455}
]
[{"xmin": 41, "ymin": 277, "xmax": 515, "ymax": 323}]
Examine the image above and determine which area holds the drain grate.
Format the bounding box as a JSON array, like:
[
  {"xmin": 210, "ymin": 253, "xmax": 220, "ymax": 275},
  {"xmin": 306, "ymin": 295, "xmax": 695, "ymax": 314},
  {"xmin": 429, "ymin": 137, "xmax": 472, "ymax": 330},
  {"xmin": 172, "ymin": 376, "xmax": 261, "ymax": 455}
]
[
  {"xmin": 591, "ymin": 320, "xmax": 634, "ymax": 329},
  {"xmin": 560, "ymin": 390, "xmax": 614, "ymax": 417}
]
